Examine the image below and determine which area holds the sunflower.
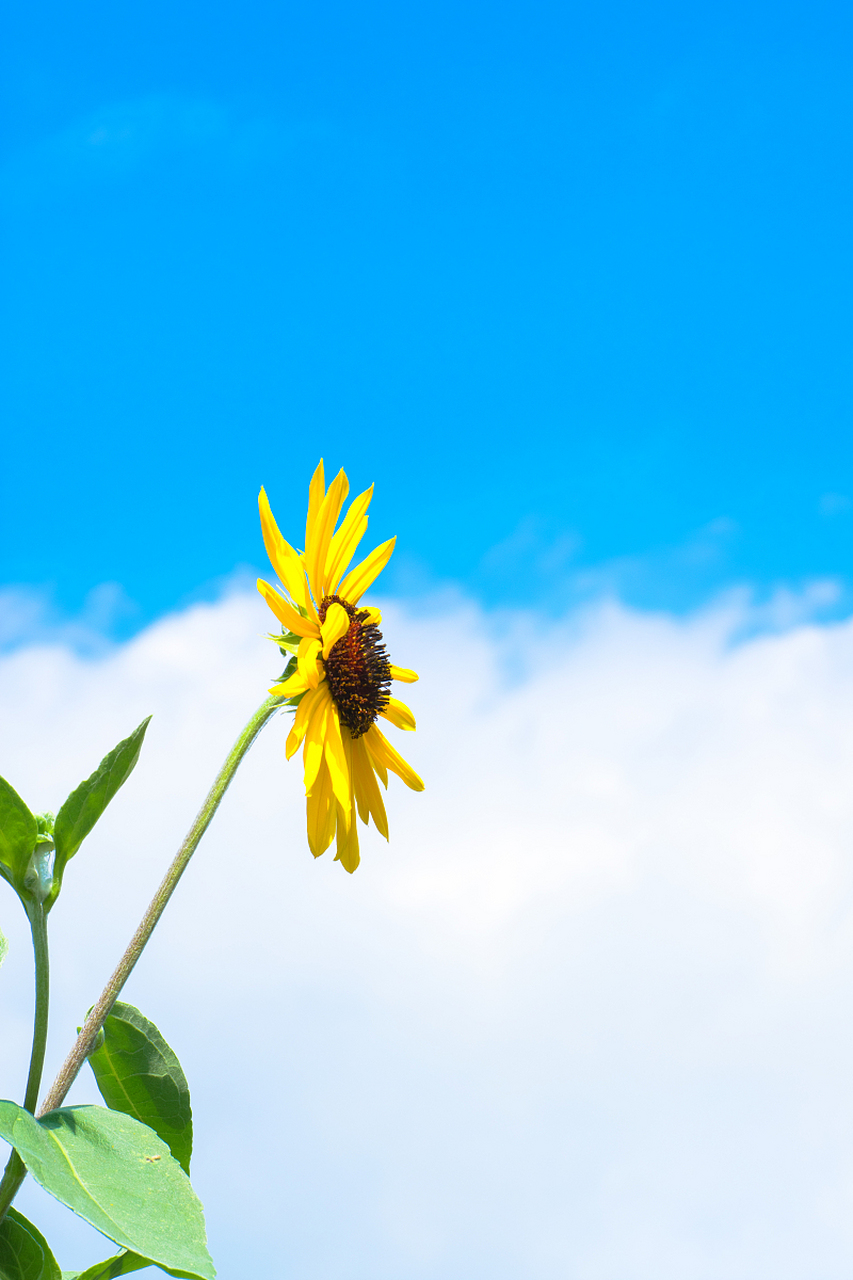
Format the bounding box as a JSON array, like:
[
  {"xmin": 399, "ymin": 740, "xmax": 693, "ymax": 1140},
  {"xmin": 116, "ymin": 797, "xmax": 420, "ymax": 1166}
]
[{"xmin": 257, "ymin": 461, "xmax": 424, "ymax": 872}]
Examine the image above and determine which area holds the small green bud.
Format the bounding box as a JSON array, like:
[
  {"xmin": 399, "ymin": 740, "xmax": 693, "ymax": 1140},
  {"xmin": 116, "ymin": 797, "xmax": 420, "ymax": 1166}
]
[
  {"xmin": 35, "ymin": 812, "xmax": 55, "ymax": 838},
  {"xmin": 23, "ymin": 814, "xmax": 56, "ymax": 905}
]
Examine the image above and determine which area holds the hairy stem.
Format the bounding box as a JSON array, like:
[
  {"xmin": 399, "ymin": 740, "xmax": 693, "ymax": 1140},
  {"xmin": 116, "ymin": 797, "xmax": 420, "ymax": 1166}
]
[
  {"xmin": 0, "ymin": 902, "xmax": 50, "ymax": 1222},
  {"xmin": 38, "ymin": 694, "xmax": 283, "ymax": 1119}
]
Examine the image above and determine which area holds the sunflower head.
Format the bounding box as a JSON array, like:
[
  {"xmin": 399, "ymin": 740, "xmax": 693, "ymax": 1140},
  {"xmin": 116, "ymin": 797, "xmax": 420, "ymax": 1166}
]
[
  {"xmin": 318, "ymin": 596, "xmax": 392, "ymax": 737},
  {"xmin": 257, "ymin": 461, "xmax": 424, "ymax": 873}
]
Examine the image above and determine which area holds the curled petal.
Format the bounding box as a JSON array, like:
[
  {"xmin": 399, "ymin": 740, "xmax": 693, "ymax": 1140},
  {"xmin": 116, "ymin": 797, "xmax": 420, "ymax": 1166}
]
[
  {"xmin": 297, "ymin": 636, "xmax": 323, "ymax": 689},
  {"xmin": 321, "ymin": 602, "xmax": 350, "ymax": 658}
]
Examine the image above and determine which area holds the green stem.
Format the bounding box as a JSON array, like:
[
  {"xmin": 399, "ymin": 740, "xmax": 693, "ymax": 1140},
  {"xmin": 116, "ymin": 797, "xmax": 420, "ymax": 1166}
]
[
  {"xmin": 38, "ymin": 695, "xmax": 282, "ymax": 1119},
  {"xmin": 0, "ymin": 902, "xmax": 49, "ymax": 1222},
  {"xmin": 22, "ymin": 904, "xmax": 49, "ymax": 1115},
  {"xmin": 0, "ymin": 696, "xmax": 281, "ymax": 1224}
]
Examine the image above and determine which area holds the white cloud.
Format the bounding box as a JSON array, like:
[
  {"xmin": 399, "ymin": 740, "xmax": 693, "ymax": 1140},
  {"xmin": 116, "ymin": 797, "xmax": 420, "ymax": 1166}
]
[{"xmin": 3, "ymin": 587, "xmax": 853, "ymax": 1277}]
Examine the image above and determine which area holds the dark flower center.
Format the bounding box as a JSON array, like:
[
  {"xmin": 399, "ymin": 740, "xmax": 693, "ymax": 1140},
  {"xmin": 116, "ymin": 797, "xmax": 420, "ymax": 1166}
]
[{"xmin": 319, "ymin": 595, "xmax": 392, "ymax": 737}]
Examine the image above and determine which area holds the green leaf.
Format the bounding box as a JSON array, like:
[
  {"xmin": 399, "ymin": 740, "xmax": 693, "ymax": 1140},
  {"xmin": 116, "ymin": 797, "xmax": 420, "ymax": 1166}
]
[
  {"xmin": 0, "ymin": 1103, "xmax": 214, "ymax": 1280},
  {"xmin": 0, "ymin": 1206, "xmax": 61, "ymax": 1280},
  {"xmin": 0, "ymin": 924, "xmax": 8, "ymax": 971},
  {"xmin": 66, "ymin": 1248, "xmax": 200, "ymax": 1279},
  {"xmin": 87, "ymin": 1004, "xmax": 192, "ymax": 1174},
  {"xmin": 58, "ymin": 1254, "xmax": 146, "ymax": 1280},
  {"xmin": 0, "ymin": 778, "xmax": 37, "ymax": 901},
  {"xmin": 50, "ymin": 720, "xmax": 151, "ymax": 908}
]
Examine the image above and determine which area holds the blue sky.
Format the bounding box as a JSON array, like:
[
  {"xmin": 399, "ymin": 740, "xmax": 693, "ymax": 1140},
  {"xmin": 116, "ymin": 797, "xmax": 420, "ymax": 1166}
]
[{"xmin": 2, "ymin": 0, "xmax": 853, "ymax": 630}]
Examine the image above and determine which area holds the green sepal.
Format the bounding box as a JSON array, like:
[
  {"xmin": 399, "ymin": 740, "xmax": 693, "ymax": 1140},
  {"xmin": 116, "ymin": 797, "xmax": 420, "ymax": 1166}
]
[
  {"xmin": 0, "ymin": 1206, "xmax": 61, "ymax": 1280},
  {"xmin": 87, "ymin": 1003, "xmax": 193, "ymax": 1174},
  {"xmin": 49, "ymin": 720, "xmax": 151, "ymax": 910},
  {"xmin": 277, "ymin": 629, "xmax": 301, "ymax": 656},
  {"xmin": 0, "ymin": 777, "xmax": 38, "ymax": 905},
  {"xmin": 273, "ymin": 642, "xmax": 306, "ymax": 709},
  {"xmin": 0, "ymin": 1103, "xmax": 214, "ymax": 1280},
  {"xmin": 273, "ymin": 654, "xmax": 297, "ymax": 684}
]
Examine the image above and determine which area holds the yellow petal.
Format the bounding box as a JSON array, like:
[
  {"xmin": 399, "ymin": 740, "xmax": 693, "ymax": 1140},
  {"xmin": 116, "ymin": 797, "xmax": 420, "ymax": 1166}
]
[
  {"xmin": 361, "ymin": 606, "xmax": 382, "ymax": 626},
  {"xmin": 364, "ymin": 735, "xmax": 388, "ymax": 788},
  {"xmin": 297, "ymin": 636, "xmax": 323, "ymax": 689},
  {"xmin": 321, "ymin": 601, "xmax": 350, "ymax": 658},
  {"xmin": 270, "ymin": 668, "xmax": 309, "ymax": 697},
  {"xmin": 338, "ymin": 537, "xmax": 396, "ymax": 604},
  {"xmin": 354, "ymin": 769, "xmax": 369, "ymax": 823},
  {"xmin": 352, "ymin": 734, "xmax": 389, "ymax": 838},
  {"xmin": 321, "ymin": 792, "xmax": 338, "ymax": 852},
  {"xmin": 380, "ymin": 696, "xmax": 416, "ymax": 731},
  {"xmin": 364, "ymin": 724, "xmax": 424, "ymax": 791},
  {"xmin": 286, "ymin": 683, "xmax": 325, "ymax": 759},
  {"xmin": 306, "ymin": 469, "xmax": 349, "ymax": 603},
  {"xmin": 334, "ymin": 801, "xmax": 360, "ymax": 873},
  {"xmin": 258, "ymin": 488, "xmax": 316, "ymax": 619},
  {"xmin": 305, "ymin": 459, "xmax": 326, "ymax": 552},
  {"xmin": 257, "ymin": 580, "xmax": 321, "ymax": 639},
  {"xmin": 325, "ymin": 485, "xmax": 374, "ymax": 593},
  {"xmin": 303, "ymin": 688, "xmax": 332, "ymax": 793},
  {"xmin": 323, "ymin": 703, "xmax": 352, "ymax": 827},
  {"xmin": 306, "ymin": 761, "xmax": 336, "ymax": 857},
  {"xmin": 389, "ymin": 665, "xmax": 418, "ymax": 683}
]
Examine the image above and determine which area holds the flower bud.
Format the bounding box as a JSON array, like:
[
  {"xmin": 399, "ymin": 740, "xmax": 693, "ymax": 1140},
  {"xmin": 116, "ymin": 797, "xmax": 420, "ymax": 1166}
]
[{"xmin": 23, "ymin": 814, "xmax": 56, "ymax": 905}]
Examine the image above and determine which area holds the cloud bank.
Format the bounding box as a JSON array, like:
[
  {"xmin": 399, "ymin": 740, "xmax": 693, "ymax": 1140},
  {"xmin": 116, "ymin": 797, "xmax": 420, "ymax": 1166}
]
[{"xmin": 2, "ymin": 587, "xmax": 853, "ymax": 1278}]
